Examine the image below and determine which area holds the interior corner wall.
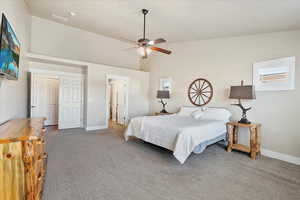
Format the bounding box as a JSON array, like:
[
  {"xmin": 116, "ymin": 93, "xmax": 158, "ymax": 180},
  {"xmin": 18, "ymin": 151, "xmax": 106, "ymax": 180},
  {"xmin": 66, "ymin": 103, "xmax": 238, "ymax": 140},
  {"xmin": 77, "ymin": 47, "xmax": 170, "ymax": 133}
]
[
  {"xmin": 30, "ymin": 16, "xmax": 141, "ymax": 70},
  {"xmin": 0, "ymin": 0, "xmax": 31, "ymax": 124},
  {"xmin": 142, "ymin": 30, "xmax": 300, "ymax": 158}
]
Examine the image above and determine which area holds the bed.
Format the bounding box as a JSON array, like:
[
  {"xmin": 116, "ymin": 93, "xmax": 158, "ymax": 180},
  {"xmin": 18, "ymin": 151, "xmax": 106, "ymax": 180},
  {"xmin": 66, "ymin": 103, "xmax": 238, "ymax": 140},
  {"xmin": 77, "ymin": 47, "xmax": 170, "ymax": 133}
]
[{"xmin": 124, "ymin": 107, "xmax": 231, "ymax": 164}]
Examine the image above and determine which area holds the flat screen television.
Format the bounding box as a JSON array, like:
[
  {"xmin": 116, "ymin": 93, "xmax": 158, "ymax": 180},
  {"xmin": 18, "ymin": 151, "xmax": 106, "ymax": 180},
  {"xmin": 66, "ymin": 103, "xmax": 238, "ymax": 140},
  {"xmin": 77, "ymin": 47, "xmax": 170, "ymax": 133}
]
[{"xmin": 0, "ymin": 13, "xmax": 20, "ymax": 80}]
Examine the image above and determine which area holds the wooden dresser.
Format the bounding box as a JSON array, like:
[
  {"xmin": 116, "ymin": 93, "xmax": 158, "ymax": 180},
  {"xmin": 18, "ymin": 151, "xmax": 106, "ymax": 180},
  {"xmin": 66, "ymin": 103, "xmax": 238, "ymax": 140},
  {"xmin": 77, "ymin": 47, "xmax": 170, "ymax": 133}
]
[{"xmin": 0, "ymin": 118, "xmax": 47, "ymax": 200}]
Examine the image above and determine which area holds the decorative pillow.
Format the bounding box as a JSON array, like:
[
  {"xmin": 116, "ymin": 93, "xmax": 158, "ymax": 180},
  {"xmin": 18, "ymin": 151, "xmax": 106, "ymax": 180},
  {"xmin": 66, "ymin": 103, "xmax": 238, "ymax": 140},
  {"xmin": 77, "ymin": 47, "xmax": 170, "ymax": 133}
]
[
  {"xmin": 191, "ymin": 109, "xmax": 204, "ymax": 119},
  {"xmin": 201, "ymin": 107, "xmax": 232, "ymax": 121},
  {"xmin": 177, "ymin": 106, "xmax": 201, "ymax": 116}
]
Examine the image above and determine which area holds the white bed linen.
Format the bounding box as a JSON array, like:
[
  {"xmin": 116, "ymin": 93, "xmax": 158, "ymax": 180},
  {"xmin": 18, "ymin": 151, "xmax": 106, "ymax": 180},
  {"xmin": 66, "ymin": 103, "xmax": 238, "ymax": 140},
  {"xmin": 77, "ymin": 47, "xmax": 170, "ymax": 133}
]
[{"xmin": 124, "ymin": 114, "xmax": 227, "ymax": 164}]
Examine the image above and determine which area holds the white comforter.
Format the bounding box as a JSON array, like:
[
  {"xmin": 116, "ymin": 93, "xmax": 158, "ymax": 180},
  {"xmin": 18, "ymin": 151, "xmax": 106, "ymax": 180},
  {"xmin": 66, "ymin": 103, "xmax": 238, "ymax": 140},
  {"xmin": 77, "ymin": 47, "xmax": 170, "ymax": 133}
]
[{"xmin": 124, "ymin": 114, "xmax": 227, "ymax": 164}]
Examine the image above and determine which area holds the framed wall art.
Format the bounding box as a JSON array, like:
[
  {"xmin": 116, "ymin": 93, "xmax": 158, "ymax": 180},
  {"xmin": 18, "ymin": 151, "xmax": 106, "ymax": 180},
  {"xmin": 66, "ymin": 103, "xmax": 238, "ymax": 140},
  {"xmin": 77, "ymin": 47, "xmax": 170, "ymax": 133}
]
[
  {"xmin": 253, "ymin": 56, "xmax": 295, "ymax": 91},
  {"xmin": 160, "ymin": 77, "xmax": 172, "ymax": 93}
]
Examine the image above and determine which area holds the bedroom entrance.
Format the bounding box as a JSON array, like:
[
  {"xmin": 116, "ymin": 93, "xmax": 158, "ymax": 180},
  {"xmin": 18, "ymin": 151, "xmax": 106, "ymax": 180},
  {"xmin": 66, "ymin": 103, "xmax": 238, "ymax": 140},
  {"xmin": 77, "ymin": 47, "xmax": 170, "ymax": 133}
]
[{"xmin": 106, "ymin": 75, "xmax": 129, "ymax": 130}]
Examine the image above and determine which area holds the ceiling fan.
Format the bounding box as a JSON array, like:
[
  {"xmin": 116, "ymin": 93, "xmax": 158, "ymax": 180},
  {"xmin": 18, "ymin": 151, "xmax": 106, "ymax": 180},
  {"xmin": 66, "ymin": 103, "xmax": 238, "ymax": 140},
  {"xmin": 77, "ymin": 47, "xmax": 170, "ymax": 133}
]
[{"xmin": 127, "ymin": 9, "xmax": 172, "ymax": 59}]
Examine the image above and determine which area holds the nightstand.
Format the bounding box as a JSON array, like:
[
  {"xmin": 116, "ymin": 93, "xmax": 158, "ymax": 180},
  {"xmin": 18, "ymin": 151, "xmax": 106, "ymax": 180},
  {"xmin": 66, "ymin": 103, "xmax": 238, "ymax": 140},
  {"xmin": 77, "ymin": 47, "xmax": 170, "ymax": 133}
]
[
  {"xmin": 155, "ymin": 112, "xmax": 174, "ymax": 116},
  {"xmin": 226, "ymin": 122, "xmax": 262, "ymax": 160}
]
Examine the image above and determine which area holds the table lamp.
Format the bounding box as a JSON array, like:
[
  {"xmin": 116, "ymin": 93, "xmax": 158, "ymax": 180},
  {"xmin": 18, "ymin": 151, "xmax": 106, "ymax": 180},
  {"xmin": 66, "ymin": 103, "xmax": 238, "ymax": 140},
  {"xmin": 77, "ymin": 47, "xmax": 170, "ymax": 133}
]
[
  {"xmin": 229, "ymin": 81, "xmax": 256, "ymax": 124},
  {"xmin": 157, "ymin": 90, "xmax": 170, "ymax": 113}
]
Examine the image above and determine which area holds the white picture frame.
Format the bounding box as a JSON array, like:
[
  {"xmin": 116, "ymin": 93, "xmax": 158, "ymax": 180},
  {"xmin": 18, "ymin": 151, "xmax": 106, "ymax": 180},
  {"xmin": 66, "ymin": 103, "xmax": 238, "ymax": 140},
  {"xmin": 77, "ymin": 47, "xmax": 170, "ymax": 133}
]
[
  {"xmin": 253, "ymin": 56, "xmax": 295, "ymax": 91},
  {"xmin": 160, "ymin": 78, "xmax": 172, "ymax": 93}
]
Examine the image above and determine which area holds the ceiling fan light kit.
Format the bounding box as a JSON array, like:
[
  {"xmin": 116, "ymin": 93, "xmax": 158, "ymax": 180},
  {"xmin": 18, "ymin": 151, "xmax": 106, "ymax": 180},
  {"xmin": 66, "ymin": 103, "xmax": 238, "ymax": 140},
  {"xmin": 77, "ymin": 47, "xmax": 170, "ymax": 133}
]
[{"xmin": 127, "ymin": 9, "xmax": 172, "ymax": 59}]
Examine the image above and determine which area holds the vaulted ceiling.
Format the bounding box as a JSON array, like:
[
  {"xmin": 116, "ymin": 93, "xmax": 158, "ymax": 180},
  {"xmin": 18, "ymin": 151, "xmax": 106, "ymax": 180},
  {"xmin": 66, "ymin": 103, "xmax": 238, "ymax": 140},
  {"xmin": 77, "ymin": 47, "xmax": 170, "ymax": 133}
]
[{"xmin": 25, "ymin": 0, "xmax": 300, "ymax": 43}]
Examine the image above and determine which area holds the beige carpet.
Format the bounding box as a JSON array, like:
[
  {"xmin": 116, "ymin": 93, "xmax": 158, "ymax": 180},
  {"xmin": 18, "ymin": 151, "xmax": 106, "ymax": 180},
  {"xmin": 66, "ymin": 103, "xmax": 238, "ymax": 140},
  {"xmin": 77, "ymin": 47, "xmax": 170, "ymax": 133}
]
[{"xmin": 43, "ymin": 128, "xmax": 300, "ymax": 200}]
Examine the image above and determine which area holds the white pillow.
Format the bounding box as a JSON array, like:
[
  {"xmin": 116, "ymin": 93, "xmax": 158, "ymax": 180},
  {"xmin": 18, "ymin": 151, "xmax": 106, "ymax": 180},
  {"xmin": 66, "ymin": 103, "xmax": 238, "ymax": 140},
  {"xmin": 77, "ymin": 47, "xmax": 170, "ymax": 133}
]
[
  {"xmin": 191, "ymin": 109, "xmax": 204, "ymax": 119},
  {"xmin": 201, "ymin": 107, "xmax": 232, "ymax": 121},
  {"xmin": 177, "ymin": 106, "xmax": 201, "ymax": 116}
]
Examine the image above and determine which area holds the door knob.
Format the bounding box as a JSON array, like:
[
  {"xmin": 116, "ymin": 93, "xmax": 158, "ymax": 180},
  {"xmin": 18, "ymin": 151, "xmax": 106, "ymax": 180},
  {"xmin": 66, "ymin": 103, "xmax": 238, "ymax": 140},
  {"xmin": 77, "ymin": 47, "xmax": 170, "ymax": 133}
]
[{"xmin": 31, "ymin": 106, "xmax": 36, "ymax": 108}]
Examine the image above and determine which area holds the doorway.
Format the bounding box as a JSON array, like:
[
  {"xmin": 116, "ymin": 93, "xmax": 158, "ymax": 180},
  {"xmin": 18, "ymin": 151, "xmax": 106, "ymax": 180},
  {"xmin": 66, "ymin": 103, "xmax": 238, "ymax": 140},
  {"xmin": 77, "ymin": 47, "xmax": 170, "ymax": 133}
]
[
  {"xmin": 106, "ymin": 75, "xmax": 129, "ymax": 130},
  {"xmin": 30, "ymin": 73, "xmax": 84, "ymax": 129}
]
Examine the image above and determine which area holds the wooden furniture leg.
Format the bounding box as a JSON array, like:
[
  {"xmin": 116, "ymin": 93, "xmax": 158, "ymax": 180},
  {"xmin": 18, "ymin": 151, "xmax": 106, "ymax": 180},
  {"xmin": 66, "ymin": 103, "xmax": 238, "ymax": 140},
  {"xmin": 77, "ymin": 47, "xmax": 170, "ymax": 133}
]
[
  {"xmin": 227, "ymin": 124, "xmax": 234, "ymax": 152},
  {"xmin": 250, "ymin": 127, "xmax": 257, "ymax": 160},
  {"xmin": 233, "ymin": 126, "xmax": 239, "ymax": 144},
  {"xmin": 256, "ymin": 126, "xmax": 261, "ymax": 156}
]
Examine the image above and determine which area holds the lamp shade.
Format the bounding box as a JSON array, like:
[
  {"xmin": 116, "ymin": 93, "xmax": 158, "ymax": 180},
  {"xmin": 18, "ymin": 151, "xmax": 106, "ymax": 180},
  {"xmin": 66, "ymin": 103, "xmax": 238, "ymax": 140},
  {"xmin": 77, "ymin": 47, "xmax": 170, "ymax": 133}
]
[
  {"xmin": 157, "ymin": 90, "xmax": 170, "ymax": 99},
  {"xmin": 229, "ymin": 85, "xmax": 256, "ymax": 100}
]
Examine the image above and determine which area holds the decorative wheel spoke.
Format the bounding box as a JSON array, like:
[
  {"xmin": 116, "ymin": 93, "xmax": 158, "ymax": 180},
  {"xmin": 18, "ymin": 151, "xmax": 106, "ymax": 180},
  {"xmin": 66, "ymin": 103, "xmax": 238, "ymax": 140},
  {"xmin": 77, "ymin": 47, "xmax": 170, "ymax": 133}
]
[
  {"xmin": 202, "ymin": 93, "xmax": 210, "ymax": 98},
  {"xmin": 199, "ymin": 81, "xmax": 206, "ymax": 91},
  {"xmin": 201, "ymin": 85, "xmax": 210, "ymax": 91},
  {"xmin": 188, "ymin": 78, "xmax": 213, "ymax": 106},
  {"xmin": 191, "ymin": 93, "xmax": 198, "ymax": 100}
]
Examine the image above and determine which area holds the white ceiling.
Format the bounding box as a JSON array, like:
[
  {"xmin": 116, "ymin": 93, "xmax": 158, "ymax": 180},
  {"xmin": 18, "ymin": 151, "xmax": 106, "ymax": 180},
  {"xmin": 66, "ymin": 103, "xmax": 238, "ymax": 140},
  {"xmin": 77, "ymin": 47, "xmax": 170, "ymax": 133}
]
[{"xmin": 25, "ymin": 0, "xmax": 300, "ymax": 43}]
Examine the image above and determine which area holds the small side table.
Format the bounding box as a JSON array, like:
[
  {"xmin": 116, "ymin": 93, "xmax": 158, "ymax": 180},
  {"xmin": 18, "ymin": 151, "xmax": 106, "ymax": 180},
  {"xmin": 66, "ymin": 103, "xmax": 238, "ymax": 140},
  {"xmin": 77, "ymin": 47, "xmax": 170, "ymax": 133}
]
[{"xmin": 226, "ymin": 122, "xmax": 262, "ymax": 160}]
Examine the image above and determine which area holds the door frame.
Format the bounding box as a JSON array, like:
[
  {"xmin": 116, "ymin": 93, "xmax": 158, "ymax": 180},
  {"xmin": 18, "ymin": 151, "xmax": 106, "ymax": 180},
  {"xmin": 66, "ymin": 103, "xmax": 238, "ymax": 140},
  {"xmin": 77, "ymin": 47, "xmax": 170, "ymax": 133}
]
[
  {"xmin": 29, "ymin": 68, "xmax": 85, "ymax": 129},
  {"xmin": 105, "ymin": 74, "xmax": 129, "ymax": 127}
]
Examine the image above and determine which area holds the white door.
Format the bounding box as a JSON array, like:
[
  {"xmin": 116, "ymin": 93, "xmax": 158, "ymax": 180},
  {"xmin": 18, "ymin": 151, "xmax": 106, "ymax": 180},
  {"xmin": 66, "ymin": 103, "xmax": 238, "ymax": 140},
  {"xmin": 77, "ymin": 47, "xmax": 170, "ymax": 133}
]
[
  {"xmin": 31, "ymin": 75, "xmax": 59, "ymax": 126},
  {"xmin": 59, "ymin": 77, "xmax": 83, "ymax": 129}
]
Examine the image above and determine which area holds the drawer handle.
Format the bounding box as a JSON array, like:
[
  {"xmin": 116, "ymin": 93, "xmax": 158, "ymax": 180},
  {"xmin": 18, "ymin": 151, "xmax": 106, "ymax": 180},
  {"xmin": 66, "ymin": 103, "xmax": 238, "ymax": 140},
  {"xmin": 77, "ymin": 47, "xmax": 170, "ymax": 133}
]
[{"xmin": 6, "ymin": 153, "xmax": 12, "ymax": 159}]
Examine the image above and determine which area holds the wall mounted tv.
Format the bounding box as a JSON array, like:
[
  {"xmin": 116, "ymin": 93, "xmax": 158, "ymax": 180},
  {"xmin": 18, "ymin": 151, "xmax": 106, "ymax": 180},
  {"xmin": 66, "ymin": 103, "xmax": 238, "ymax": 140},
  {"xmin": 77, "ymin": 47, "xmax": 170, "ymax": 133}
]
[{"xmin": 0, "ymin": 13, "xmax": 20, "ymax": 80}]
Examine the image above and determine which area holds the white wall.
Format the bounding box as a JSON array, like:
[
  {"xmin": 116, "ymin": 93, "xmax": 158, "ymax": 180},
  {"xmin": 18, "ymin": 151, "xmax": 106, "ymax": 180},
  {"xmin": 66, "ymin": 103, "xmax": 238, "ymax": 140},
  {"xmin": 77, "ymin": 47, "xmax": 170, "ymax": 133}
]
[
  {"xmin": 30, "ymin": 16, "xmax": 140, "ymax": 70},
  {"xmin": 142, "ymin": 30, "xmax": 300, "ymax": 158},
  {"xmin": 0, "ymin": 0, "xmax": 31, "ymax": 124},
  {"xmin": 86, "ymin": 63, "xmax": 149, "ymax": 129}
]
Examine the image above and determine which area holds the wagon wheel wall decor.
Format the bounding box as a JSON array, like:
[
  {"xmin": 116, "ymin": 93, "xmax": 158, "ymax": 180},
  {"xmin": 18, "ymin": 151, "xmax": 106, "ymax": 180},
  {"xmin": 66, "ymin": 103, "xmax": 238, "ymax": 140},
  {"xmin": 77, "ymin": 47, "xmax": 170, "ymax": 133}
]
[{"xmin": 188, "ymin": 78, "xmax": 213, "ymax": 106}]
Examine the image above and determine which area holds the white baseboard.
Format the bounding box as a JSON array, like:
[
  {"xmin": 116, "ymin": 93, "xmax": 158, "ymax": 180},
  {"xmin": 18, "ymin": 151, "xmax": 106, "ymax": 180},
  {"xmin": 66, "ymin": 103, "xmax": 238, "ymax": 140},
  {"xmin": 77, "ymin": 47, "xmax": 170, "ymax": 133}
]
[
  {"xmin": 86, "ymin": 125, "xmax": 108, "ymax": 131},
  {"xmin": 261, "ymin": 149, "xmax": 300, "ymax": 165}
]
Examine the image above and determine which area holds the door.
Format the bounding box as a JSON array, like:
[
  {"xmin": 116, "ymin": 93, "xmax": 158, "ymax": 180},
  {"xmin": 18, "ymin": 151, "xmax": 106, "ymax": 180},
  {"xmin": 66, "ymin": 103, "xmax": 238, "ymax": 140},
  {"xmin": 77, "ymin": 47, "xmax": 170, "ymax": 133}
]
[
  {"xmin": 31, "ymin": 75, "xmax": 59, "ymax": 126},
  {"xmin": 59, "ymin": 77, "xmax": 83, "ymax": 129}
]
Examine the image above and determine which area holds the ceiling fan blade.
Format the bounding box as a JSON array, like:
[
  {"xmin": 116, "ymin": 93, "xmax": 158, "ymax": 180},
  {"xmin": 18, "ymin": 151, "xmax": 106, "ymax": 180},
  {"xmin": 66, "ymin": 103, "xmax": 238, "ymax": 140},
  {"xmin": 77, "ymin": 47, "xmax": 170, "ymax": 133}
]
[
  {"xmin": 150, "ymin": 46, "xmax": 172, "ymax": 54},
  {"xmin": 148, "ymin": 38, "xmax": 166, "ymax": 45}
]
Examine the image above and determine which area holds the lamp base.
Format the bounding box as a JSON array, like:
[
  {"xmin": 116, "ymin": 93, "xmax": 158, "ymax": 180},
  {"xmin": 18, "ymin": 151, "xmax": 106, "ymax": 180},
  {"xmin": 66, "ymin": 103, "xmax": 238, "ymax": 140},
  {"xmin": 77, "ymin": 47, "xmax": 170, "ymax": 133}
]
[
  {"xmin": 238, "ymin": 118, "xmax": 251, "ymax": 124},
  {"xmin": 160, "ymin": 109, "xmax": 168, "ymax": 113}
]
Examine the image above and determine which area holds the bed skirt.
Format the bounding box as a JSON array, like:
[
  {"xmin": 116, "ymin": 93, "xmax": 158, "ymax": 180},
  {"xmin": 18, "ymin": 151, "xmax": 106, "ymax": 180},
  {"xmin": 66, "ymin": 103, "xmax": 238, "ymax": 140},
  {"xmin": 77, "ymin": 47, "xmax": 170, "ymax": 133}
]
[{"xmin": 193, "ymin": 133, "xmax": 227, "ymax": 154}]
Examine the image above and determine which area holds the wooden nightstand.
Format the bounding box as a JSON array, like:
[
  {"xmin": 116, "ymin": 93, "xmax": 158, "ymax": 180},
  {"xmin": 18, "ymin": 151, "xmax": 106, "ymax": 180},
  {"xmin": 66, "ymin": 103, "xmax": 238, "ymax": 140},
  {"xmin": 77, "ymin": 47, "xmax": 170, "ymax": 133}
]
[
  {"xmin": 155, "ymin": 112, "xmax": 174, "ymax": 116},
  {"xmin": 226, "ymin": 122, "xmax": 262, "ymax": 160}
]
